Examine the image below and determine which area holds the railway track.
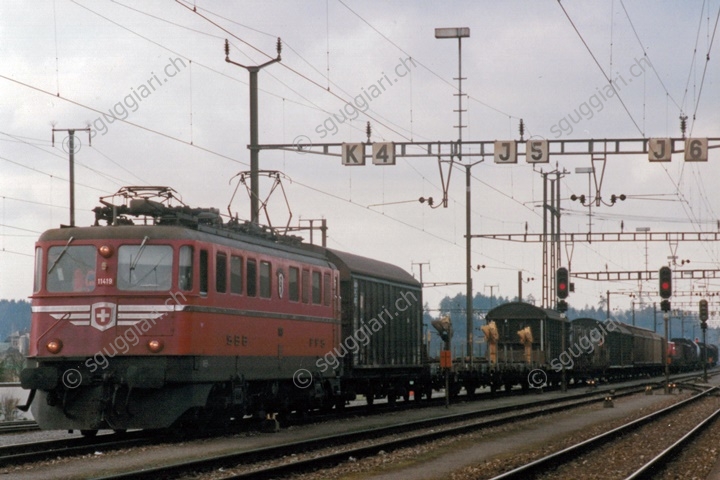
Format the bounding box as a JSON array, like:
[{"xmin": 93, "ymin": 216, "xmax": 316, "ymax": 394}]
[
  {"xmin": 3, "ymin": 372, "xmax": 711, "ymax": 478},
  {"xmin": 0, "ymin": 420, "xmax": 39, "ymax": 434},
  {"xmin": 488, "ymin": 385, "xmax": 720, "ymax": 480},
  {"xmin": 0, "ymin": 430, "xmax": 158, "ymax": 467},
  {"xmin": 624, "ymin": 400, "xmax": 720, "ymax": 479},
  {"xmin": 92, "ymin": 383, "xmax": 658, "ymax": 480}
]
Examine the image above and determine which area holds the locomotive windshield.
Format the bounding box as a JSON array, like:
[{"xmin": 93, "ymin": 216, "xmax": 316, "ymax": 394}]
[
  {"xmin": 46, "ymin": 245, "xmax": 97, "ymax": 292},
  {"xmin": 118, "ymin": 245, "xmax": 173, "ymax": 291}
]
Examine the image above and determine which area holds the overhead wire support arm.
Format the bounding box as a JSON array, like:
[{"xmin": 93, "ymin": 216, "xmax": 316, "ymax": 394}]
[
  {"xmin": 257, "ymin": 136, "xmax": 720, "ymax": 160},
  {"xmin": 471, "ymin": 231, "xmax": 720, "ymax": 243},
  {"xmin": 224, "ymin": 38, "xmax": 282, "ymax": 225},
  {"xmin": 572, "ymin": 269, "xmax": 720, "ymax": 281}
]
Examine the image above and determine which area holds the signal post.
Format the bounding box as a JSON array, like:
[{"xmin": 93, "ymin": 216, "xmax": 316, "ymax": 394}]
[
  {"xmin": 659, "ymin": 266, "xmax": 672, "ymax": 394},
  {"xmin": 700, "ymin": 299, "xmax": 709, "ymax": 382},
  {"xmin": 557, "ymin": 267, "xmax": 569, "ymax": 392}
]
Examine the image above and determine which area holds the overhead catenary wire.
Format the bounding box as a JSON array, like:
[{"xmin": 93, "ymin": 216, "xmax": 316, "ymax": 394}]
[{"xmin": 556, "ymin": 0, "xmax": 644, "ymax": 137}]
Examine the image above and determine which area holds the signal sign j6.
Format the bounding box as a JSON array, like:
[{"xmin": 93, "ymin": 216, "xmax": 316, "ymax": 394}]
[
  {"xmin": 659, "ymin": 266, "xmax": 672, "ymax": 299},
  {"xmin": 557, "ymin": 267, "xmax": 569, "ymax": 299}
]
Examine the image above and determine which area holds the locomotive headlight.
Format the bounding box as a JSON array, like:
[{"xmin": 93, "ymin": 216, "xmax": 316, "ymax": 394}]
[
  {"xmin": 46, "ymin": 339, "xmax": 63, "ymax": 354},
  {"xmin": 147, "ymin": 339, "xmax": 164, "ymax": 353},
  {"xmin": 98, "ymin": 245, "xmax": 114, "ymax": 258}
]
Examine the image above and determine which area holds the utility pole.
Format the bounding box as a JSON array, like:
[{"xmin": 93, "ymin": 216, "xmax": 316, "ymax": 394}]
[
  {"xmin": 225, "ymin": 38, "xmax": 281, "ymax": 225},
  {"xmin": 518, "ymin": 271, "xmax": 534, "ymax": 302},
  {"xmin": 52, "ymin": 127, "xmax": 91, "ymax": 227},
  {"xmin": 485, "ymin": 285, "xmax": 499, "ymax": 308},
  {"xmin": 412, "ymin": 261, "xmax": 430, "ymax": 285}
]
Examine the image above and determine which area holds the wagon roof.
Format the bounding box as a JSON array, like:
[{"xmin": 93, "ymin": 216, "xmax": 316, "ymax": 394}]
[
  {"xmin": 573, "ymin": 317, "xmax": 632, "ymax": 334},
  {"xmin": 622, "ymin": 323, "xmax": 663, "ymax": 340},
  {"xmin": 316, "ymin": 247, "xmax": 420, "ymax": 287},
  {"xmin": 486, "ymin": 301, "xmax": 566, "ymax": 322}
]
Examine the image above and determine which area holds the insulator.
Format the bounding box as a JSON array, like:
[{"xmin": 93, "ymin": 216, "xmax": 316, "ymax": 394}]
[
  {"xmin": 224, "ymin": 39, "xmax": 230, "ymax": 57},
  {"xmin": 680, "ymin": 114, "xmax": 687, "ymax": 138},
  {"xmin": 366, "ymin": 122, "xmax": 372, "ymax": 141},
  {"xmin": 276, "ymin": 37, "xmax": 282, "ymax": 56},
  {"xmin": 519, "ymin": 118, "xmax": 525, "ymax": 139}
]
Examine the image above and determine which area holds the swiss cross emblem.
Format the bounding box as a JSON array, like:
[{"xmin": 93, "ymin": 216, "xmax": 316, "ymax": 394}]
[{"xmin": 90, "ymin": 302, "xmax": 116, "ymax": 331}]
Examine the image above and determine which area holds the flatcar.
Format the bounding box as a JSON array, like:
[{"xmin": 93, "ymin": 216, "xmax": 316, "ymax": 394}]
[
  {"xmin": 20, "ymin": 187, "xmax": 425, "ymax": 434},
  {"xmin": 474, "ymin": 304, "xmax": 672, "ymax": 391},
  {"xmin": 479, "ymin": 302, "xmax": 569, "ymax": 391}
]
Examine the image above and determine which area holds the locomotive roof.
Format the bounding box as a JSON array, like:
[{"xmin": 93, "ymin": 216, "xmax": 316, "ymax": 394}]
[
  {"xmin": 485, "ymin": 301, "xmax": 567, "ymax": 322},
  {"xmin": 37, "ymin": 224, "xmax": 332, "ymax": 266},
  {"xmin": 40, "ymin": 188, "xmax": 419, "ymax": 287},
  {"xmin": 37, "ymin": 225, "xmax": 419, "ymax": 285}
]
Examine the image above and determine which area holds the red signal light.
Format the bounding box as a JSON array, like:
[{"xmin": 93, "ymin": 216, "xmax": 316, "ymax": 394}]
[
  {"xmin": 659, "ymin": 267, "xmax": 672, "ymax": 299},
  {"xmin": 557, "ymin": 267, "xmax": 569, "ymax": 299}
]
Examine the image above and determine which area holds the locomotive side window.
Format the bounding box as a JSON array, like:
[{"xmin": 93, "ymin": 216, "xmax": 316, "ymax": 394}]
[
  {"xmin": 312, "ymin": 271, "xmax": 321, "ymax": 304},
  {"xmin": 289, "ymin": 267, "xmax": 299, "ymax": 302},
  {"xmin": 216, "ymin": 252, "xmax": 227, "ymax": 293},
  {"xmin": 118, "ymin": 245, "xmax": 172, "ymax": 291},
  {"xmin": 47, "ymin": 245, "xmax": 97, "ymax": 293},
  {"xmin": 230, "ymin": 255, "xmax": 243, "ymax": 294},
  {"xmin": 178, "ymin": 246, "xmax": 193, "ymax": 291},
  {"xmin": 259, "ymin": 261, "xmax": 271, "ymax": 298},
  {"xmin": 33, "ymin": 247, "xmax": 42, "ymax": 293},
  {"xmin": 302, "ymin": 269, "xmax": 310, "ymax": 303},
  {"xmin": 323, "ymin": 272, "xmax": 331, "ymax": 306},
  {"xmin": 199, "ymin": 249, "xmax": 208, "ymax": 295},
  {"xmin": 247, "ymin": 259, "xmax": 257, "ymax": 297}
]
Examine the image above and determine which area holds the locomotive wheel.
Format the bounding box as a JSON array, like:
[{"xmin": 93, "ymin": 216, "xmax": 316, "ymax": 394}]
[{"xmin": 80, "ymin": 429, "xmax": 98, "ymax": 437}]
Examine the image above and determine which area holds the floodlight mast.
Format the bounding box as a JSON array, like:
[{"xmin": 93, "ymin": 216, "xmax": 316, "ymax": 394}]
[{"xmin": 435, "ymin": 27, "xmax": 475, "ymax": 370}]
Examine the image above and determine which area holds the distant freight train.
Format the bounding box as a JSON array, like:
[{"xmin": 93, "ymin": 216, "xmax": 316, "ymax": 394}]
[
  {"xmin": 19, "ymin": 187, "xmax": 715, "ymax": 434},
  {"xmin": 473, "ymin": 303, "xmax": 716, "ymax": 391}
]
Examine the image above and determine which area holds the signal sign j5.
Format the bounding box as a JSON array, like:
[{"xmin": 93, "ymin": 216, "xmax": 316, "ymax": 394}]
[{"xmin": 659, "ymin": 266, "xmax": 672, "ymax": 299}]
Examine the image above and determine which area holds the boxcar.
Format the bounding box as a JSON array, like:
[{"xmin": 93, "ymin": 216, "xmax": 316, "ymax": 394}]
[
  {"xmin": 321, "ymin": 248, "xmax": 426, "ymax": 403},
  {"xmin": 670, "ymin": 337, "xmax": 700, "ymax": 371},
  {"xmin": 623, "ymin": 324, "xmax": 664, "ymax": 368}
]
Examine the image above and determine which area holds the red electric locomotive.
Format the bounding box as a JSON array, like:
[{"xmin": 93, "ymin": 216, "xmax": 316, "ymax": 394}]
[{"xmin": 21, "ymin": 187, "xmax": 425, "ymax": 434}]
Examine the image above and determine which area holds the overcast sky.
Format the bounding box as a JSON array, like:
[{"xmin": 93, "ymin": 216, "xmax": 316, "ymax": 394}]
[{"xmin": 1, "ymin": 1, "xmax": 719, "ymax": 318}]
